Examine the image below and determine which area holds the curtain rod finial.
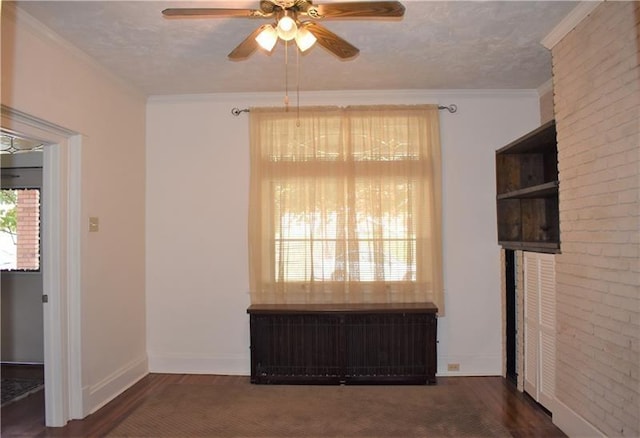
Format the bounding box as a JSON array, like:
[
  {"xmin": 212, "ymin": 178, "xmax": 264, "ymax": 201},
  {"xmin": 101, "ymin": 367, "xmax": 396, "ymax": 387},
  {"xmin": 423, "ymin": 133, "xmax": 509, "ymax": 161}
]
[
  {"xmin": 438, "ymin": 104, "xmax": 457, "ymax": 114},
  {"xmin": 232, "ymin": 108, "xmax": 250, "ymax": 116}
]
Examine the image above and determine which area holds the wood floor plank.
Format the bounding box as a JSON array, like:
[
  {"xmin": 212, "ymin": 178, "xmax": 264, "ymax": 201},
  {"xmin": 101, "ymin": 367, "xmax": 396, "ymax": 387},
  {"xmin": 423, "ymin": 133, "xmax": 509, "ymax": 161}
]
[{"xmin": 0, "ymin": 374, "xmax": 566, "ymax": 437}]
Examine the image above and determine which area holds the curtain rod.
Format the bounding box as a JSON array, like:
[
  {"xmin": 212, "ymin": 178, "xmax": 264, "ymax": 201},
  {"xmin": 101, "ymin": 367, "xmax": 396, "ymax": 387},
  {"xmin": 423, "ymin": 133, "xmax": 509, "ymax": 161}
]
[{"xmin": 231, "ymin": 104, "xmax": 457, "ymax": 117}]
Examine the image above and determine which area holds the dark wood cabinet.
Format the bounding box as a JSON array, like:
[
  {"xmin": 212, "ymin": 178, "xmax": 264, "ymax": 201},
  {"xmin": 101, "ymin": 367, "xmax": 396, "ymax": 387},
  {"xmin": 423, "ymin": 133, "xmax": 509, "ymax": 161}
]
[
  {"xmin": 496, "ymin": 120, "xmax": 560, "ymax": 253},
  {"xmin": 247, "ymin": 303, "xmax": 438, "ymax": 385}
]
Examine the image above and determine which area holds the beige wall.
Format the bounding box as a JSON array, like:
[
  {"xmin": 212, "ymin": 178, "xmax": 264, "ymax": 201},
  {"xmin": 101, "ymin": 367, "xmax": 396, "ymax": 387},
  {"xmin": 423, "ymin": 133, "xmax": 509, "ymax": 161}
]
[
  {"xmin": 1, "ymin": 5, "xmax": 147, "ymax": 415},
  {"xmin": 552, "ymin": 2, "xmax": 639, "ymax": 436}
]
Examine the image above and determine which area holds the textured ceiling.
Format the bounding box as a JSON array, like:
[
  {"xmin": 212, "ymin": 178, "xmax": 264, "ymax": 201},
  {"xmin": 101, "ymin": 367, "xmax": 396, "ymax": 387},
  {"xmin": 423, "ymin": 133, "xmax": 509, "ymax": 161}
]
[{"xmin": 12, "ymin": 1, "xmax": 578, "ymax": 96}]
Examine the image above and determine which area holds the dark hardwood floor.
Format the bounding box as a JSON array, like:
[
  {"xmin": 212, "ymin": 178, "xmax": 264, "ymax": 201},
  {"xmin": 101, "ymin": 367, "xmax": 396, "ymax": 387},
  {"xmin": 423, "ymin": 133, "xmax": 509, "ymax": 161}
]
[{"xmin": 1, "ymin": 374, "xmax": 567, "ymax": 437}]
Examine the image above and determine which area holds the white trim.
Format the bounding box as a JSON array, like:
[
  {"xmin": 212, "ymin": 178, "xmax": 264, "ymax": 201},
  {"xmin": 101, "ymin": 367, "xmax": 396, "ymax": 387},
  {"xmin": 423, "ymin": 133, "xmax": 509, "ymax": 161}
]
[
  {"xmin": 85, "ymin": 355, "xmax": 148, "ymax": 415},
  {"xmin": 147, "ymin": 89, "xmax": 540, "ymax": 104},
  {"xmin": 42, "ymin": 145, "xmax": 69, "ymax": 427},
  {"xmin": 537, "ymin": 79, "xmax": 553, "ymax": 97},
  {"xmin": 3, "ymin": 4, "xmax": 144, "ymax": 99},
  {"xmin": 148, "ymin": 354, "xmax": 249, "ymax": 375},
  {"xmin": 553, "ymin": 399, "xmax": 607, "ymax": 438},
  {"xmin": 436, "ymin": 372, "xmax": 501, "ymax": 377},
  {"xmin": 541, "ymin": 1, "xmax": 603, "ymax": 49},
  {"xmin": 437, "ymin": 354, "xmax": 502, "ymax": 377},
  {"xmin": 66, "ymin": 135, "xmax": 84, "ymax": 419},
  {"xmin": 1, "ymin": 105, "xmax": 76, "ymax": 139}
]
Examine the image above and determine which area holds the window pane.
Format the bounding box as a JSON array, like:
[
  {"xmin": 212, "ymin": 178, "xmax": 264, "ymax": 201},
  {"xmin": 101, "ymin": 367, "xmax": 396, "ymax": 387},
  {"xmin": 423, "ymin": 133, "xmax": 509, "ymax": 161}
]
[
  {"xmin": 273, "ymin": 176, "xmax": 417, "ymax": 282},
  {"xmin": 0, "ymin": 189, "xmax": 40, "ymax": 271}
]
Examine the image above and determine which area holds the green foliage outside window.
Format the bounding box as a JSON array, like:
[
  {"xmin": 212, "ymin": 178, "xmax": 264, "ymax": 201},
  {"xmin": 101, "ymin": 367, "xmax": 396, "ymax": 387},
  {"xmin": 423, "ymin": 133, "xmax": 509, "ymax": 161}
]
[{"xmin": 0, "ymin": 190, "xmax": 17, "ymax": 244}]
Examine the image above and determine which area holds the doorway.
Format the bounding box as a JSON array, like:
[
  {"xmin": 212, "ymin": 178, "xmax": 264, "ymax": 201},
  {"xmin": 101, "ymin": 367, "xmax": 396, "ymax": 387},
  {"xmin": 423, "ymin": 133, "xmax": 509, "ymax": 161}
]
[
  {"xmin": 1, "ymin": 152, "xmax": 45, "ymax": 408},
  {"xmin": 1, "ymin": 106, "xmax": 83, "ymax": 426}
]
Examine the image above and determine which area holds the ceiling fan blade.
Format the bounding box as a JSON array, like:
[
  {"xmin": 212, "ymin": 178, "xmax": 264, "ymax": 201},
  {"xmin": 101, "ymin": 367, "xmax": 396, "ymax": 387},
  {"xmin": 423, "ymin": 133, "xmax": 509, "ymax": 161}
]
[
  {"xmin": 162, "ymin": 8, "xmax": 266, "ymax": 18},
  {"xmin": 302, "ymin": 22, "xmax": 359, "ymax": 59},
  {"xmin": 228, "ymin": 25, "xmax": 270, "ymax": 60},
  {"xmin": 308, "ymin": 1, "xmax": 405, "ymax": 18}
]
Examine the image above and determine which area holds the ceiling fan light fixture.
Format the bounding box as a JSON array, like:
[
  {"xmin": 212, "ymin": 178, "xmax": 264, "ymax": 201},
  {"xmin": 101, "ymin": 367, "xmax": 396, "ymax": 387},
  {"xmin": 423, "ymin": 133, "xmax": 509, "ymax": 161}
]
[
  {"xmin": 295, "ymin": 25, "xmax": 317, "ymax": 52},
  {"xmin": 255, "ymin": 24, "xmax": 278, "ymax": 51},
  {"xmin": 276, "ymin": 15, "xmax": 297, "ymax": 41}
]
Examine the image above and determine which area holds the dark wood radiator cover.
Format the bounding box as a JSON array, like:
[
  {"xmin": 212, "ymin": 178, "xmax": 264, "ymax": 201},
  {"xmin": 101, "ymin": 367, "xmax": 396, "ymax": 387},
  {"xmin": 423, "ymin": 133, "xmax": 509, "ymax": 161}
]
[{"xmin": 247, "ymin": 303, "xmax": 438, "ymax": 385}]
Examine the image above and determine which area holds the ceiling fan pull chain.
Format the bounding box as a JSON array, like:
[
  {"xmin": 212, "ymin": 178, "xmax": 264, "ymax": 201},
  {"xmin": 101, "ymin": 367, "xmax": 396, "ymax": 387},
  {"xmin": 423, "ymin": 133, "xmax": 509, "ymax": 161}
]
[
  {"xmin": 284, "ymin": 43, "xmax": 289, "ymax": 107},
  {"xmin": 296, "ymin": 47, "xmax": 301, "ymax": 127}
]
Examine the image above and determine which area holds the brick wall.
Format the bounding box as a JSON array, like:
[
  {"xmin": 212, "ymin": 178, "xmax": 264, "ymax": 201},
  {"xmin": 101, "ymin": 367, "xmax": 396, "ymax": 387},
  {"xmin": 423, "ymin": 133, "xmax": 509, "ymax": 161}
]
[
  {"xmin": 16, "ymin": 189, "xmax": 39, "ymax": 270},
  {"xmin": 552, "ymin": 2, "xmax": 639, "ymax": 436}
]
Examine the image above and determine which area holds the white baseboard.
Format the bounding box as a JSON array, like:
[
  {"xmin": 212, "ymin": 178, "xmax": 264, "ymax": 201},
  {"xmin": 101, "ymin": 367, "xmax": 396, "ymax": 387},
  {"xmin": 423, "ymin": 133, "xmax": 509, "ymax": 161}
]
[
  {"xmin": 553, "ymin": 399, "xmax": 606, "ymax": 438},
  {"xmin": 148, "ymin": 353, "xmax": 250, "ymax": 375},
  {"xmin": 437, "ymin": 355, "xmax": 501, "ymax": 377},
  {"xmin": 83, "ymin": 355, "xmax": 148, "ymax": 416},
  {"xmin": 436, "ymin": 371, "xmax": 502, "ymax": 377}
]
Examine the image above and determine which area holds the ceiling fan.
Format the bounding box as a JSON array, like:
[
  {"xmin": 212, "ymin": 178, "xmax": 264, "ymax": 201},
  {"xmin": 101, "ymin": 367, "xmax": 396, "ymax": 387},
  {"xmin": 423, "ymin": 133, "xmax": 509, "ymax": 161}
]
[{"xmin": 162, "ymin": 0, "xmax": 405, "ymax": 60}]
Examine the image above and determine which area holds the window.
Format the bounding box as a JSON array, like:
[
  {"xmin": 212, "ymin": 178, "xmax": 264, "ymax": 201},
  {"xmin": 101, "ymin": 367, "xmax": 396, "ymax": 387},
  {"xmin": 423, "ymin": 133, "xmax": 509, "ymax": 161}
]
[
  {"xmin": 249, "ymin": 105, "xmax": 443, "ymax": 309},
  {"xmin": 0, "ymin": 188, "xmax": 41, "ymax": 271},
  {"xmin": 1, "ymin": 163, "xmax": 43, "ymax": 272}
]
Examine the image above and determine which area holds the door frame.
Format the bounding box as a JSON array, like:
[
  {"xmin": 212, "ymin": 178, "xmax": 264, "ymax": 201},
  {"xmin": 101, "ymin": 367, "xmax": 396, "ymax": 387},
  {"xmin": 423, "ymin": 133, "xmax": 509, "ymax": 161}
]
[{"xmin": 1, "ymin": 105, "xmax": 83, "ymax": 426}]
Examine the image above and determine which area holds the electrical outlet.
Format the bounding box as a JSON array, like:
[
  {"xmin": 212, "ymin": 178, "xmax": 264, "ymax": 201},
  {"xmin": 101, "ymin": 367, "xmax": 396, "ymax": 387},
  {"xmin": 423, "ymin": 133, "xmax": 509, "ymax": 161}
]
[{"xmin": 447, "ymin": 363, "xmax": 460, "ymax": 372}]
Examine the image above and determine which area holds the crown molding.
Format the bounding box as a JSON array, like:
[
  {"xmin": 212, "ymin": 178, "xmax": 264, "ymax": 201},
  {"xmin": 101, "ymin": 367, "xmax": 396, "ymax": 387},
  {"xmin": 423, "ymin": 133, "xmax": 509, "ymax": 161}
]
[
  {"xmin": 537, "ymin": 79, "xmax": 553, "ymax": 97},
  {"xmin": 4, "ymin": 3, "xmax": 145, "ymax": 99},
  {"xmin": 541, "ymin": 1, "xmax": 603, "ymax": 49},
  {"xmin": 147, "ymin": 88, "xmax": 540, "ymax": 103}
]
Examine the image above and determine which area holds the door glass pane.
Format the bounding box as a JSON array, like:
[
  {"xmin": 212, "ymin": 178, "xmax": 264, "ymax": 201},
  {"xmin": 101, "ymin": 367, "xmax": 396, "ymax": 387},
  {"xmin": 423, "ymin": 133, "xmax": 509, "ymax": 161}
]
[{"xmin": 0, "ymin": 188, "xmax": 40, "ymax": 271}]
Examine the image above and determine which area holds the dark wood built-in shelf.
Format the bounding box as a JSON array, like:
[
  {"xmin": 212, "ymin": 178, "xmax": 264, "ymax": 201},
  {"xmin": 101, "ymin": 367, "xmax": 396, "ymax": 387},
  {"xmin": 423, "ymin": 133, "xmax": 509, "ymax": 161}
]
[
  {"xmin": 498, "ymin": 240, "xmax": 560, "ymax": 252},
  {"xmin": 247, "ymin": 303, "xmax": 438, "ymax": 385},
  {"xmin": 496, "ymin": 120, "xmax": 558, "ymax": 155},
  {"xmin": 497, "ymin": 181, "xmax": 559, "ymax": 200},
  {"xmin": 496, "ymin": 120, "xmax": 560, "ymax": 253}
]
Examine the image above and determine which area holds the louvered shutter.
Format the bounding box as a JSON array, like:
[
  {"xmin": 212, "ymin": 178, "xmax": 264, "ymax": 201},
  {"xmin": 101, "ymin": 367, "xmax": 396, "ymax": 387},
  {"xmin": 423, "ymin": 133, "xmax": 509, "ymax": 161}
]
[
  {"xmin": 523, "ymin": 252, "xmax": 539, "ymax": 398},
  {"xmin": 523, "ymin": 252, "xmax": 556, "ymax": 412},
  {"xmin": 538, "ymin": 254, "xmax": 556, "ymax": 410}
]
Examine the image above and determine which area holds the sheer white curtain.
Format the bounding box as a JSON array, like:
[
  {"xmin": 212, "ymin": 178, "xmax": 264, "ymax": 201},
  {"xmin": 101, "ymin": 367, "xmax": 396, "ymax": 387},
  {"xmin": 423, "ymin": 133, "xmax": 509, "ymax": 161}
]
[{"xmin": 248, "ymin": 105, "xmax": 443, "ymax": 311}]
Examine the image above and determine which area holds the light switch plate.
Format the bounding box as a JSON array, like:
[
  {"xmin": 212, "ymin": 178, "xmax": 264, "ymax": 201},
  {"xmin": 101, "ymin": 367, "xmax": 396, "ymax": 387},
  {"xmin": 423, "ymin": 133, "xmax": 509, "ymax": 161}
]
[{"xmin": 89, "ymin": 216, "xmax": 99, "ymax": 232}]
